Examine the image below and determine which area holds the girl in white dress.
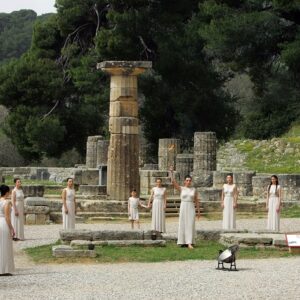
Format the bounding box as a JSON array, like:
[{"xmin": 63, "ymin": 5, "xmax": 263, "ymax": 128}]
[
  {"xmin": 266, "ymin": 175, "xmax": 281, "ymax": 231},
  {"xmin": 11, "ymin": 178, "xmax": 25, "ymax": 240},
  {"xmin": 171, "ymin": 173, "xmax": 200, "ymax": 249},
  {"xmin": 62, "ymin": 178, "xmax": 76, "ymax": 230},
  {"xmin": 148, "ymin": 178, "xmax": 166, "ymax": 233},
  {"xmin": 0, "ymin": 185, "xmax": 15, "ymax": 275},
  {"xmin": 221, "ymin": 174, "xmax": 238, "ymax": 230},
  {"xmin": 128, "ymin": 189, "xmax": 142, "ymax": 229}
]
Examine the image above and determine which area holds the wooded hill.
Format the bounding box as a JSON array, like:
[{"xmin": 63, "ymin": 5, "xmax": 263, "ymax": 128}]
[{"xmin": 0, "ymin": 1, "xmax": 299, "ymax": 164}]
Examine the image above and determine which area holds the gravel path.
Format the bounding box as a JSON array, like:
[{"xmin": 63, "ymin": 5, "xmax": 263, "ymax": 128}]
[{"xmin": 2, "ymin": 218, "xmax": 300, "ymax": 300}]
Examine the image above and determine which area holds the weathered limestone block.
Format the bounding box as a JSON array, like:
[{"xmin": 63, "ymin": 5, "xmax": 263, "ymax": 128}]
[
  {"xmin": 252, "ymin": 175, "xmax": 270, "ymax": 197},
  {"xmin": 141, "ymin": 164, "xmax": 159, "ymax": 170},
  {"xmin": 197, "ymin": 188, "xmax": 222, "ymax": 202},
  {"xmin": 81, "ymin": 169, "xmax": 99, "ymax": 185},
  {"xmin": 109, "ymin": 117, "xmax": 139, "ymax": 134},
  {"xmin": 193, "ymin": 132, "xmax": 216, "ymax": 188},
  {"xmin": 26, "ymin": 214, "xmax": 36, "ymax": 225},
  {"xmin": 71, "ymin": 239, "xmax": 166, "ymax": 247},
  {"xmin": 78, "ymin": 185, "xmax": 106, "ymax": 195},
  {"xmin": 52, "ymin": 245, "xmax": 96, "ymax": 258},
  {"xmin": 25, "ymin": 197, "xmax": 50, "ymax": 206},
  {"xmin": 24, "ymin": 205, "xmax": 50, "ymax": 214},
  {"xmin": 109, "ymin": 100, "xmax": 138, "ymax": 117},
  {"xmin": 233, "ymin": 171, "xmax": 256, "ymax": 196},
  {"xmin": 60, "ymin": 230, "xmax": 93, "ymax": 242},
  {"xmin": 196, "ymin": 230, "xmax": 221, "ymax": 241},
  {"xmin": 176, "ymin": 153, "xmax": 193, "ymax": 181},
  {"xmin": 96, "ymin": 140, "xmax": 109, "ymax": 167},
  {"xmin": 92, "ymin": 230, "xmax": 144, "ymax": 241},
  {"xmin": 36, "ymin": 214, "xmax": 48, "ymax": 225},
  {"xmin": 158, "ymin": 138, "xmax": 181, "ymax": 171},
  {"xmin": 86, "ymin": 136, "xmax": 103, "ymax": 168}
]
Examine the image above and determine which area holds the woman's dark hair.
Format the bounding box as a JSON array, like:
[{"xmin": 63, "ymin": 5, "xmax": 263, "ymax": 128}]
[
  {"xmin": 0, "ymin": 185, "xmax": 10, "ymax": 197},
  {"xmin": 14, "ymin": 177, "xmax": 21, "ymax": 184},
  {"xmin": 67, "ymin": 178, "xmax": 73, "ymax": 182},
  {"xmin": 268, "ymin": 175, "xmax": 279, "ymax": 193},
  {"xmin": 185, "ymin": 175, "xmax": 192, "ymax": 180},
  {"xmin": 226, "ymin": 173, "xmax": 233, "ymax": 178},
  {"xmin": 155, "ymin": 178, "xmax": 162, "ymax": 182},
  {"xmin": 131, "ymin": 189, "xmax": 137, "ymax": 192}
]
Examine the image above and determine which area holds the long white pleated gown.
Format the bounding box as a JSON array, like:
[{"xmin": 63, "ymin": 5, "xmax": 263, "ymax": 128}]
[
  {"xmin": 151, "ymin": 187, "xmax": 166, "ymax": 233},
  {"xmin": 62, "ymin": 188, "xmax": 76, "ymax": 230},
  {"xmin": 222, "ymin": 184, "xmax": 236, "ymax": 230},
  {"xmin": 267, "ymin": 185, "xmax": 281, "ymax": 231},
  {"xmin": 177, "ymin": 187, "xmax": 196, "ymax": 245},
  {"xmin": 11, "ymin": 187, "xmax": 25, "ymax": 240},
  {"xmin": 0, "ymin": 200, "xmax": 15, "ymax": 274}
]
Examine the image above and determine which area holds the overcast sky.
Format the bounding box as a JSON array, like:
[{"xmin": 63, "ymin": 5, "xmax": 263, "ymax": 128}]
[{"xmin": 0, "ymin": 0, "xmax": 56, "ymax": 15}]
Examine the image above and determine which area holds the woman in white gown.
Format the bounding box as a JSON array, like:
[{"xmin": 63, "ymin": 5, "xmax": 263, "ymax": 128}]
[
  {"xmin": 266, "ymin": 175, "xmax": 281, "ymax": 231},
  {"xmin": 221, "ymin": 174, "xmax": 238, "ymax": 230},
  {"xmin": 172, "ymin": 173, "xmax": 200, "ymax": 249},
  {"xmin": 62, "ymin": 178, "xmax": 76, "ymax": 230},
  {"xmin": 11, "ymin": 178, "xmax": 25, "ymax": 240},
  {"xmin": 148, "ymin": 178, "xmax": 166, "ymax": 233},
  {"xmin": 0, "ymin": 185, "xmax": 15, "ymax": 275}
]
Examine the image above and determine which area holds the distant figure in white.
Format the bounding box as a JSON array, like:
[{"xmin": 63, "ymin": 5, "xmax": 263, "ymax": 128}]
[
  {"xmin": 221, "ymin": 174, "xmax": 238, "ymax": 230},
  {"xmin": 148, "ymin": 178, "xmax": 166, "ymax": 233},
  {"xmin": 11, "ymin": 178, "xmax": 25, "ymax": 240},
  {"xmin": 266, "ymin": 175, "xmax": 281, "ymax": 231},
  {"xmin": 62, "ymin": 178, "xmax": 76, "ymax": 230},
  {"xmin": 0, "ymin": 185, "xmax": 15, "ymax": 275},
  {"xmin": 128, "ymin": 189, "xmax": 143, "ymax": 229},
  {"xmin": 171, "ymin": 170, "xmax": 200, "ymax": 249}
]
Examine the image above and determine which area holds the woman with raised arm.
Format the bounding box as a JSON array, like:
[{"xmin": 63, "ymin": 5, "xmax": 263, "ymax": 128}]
[
  {"xmin": 11, "ymin": 178, "xmax": 25, "ymax": 240},
  {"xmin": 0, "ymin": 185, "xmax": 15, "ymax": 275},
  {"xmin": 171, "ymin": 170, "xmax": 200, "ymax": 249},
  {"xmin": 147, "ymin": 178, "xmax": 167, "ymax": 233},
  {"xmin": 266, "ymin": 175, "xmax": 282, "ymax": 231},
  {"xmin": 221, "ymin": 174, "xmax": 238, "ymax": 230},
  {"xmin": 62, "ymin": 178, "xmax": 76, "ymax": 230}
]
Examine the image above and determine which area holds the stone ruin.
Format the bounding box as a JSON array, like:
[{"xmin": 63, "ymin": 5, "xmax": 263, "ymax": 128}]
[{"xmin": 0, "ymin": 60, "xmax": 299, "ymax": 224}]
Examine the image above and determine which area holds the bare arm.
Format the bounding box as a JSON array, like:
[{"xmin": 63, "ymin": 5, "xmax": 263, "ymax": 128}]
[
  {"xmin": 12, "ymin": 190, "xmax": 19, "ymax": 216},
  {"xmin": 221, "ymin": 187, "xmax": 224, "ymax": 209},
  {"xmin": 147, "ymin": 189, "xmax": 154, "ymax": 208},
  {"xmin": 266, "ymin": 188, "xmax": 269, "ymax": 211},
  {"xmin": 233, "ymin": 185, "xmax": 238, "ymax": 208},
  {"xmin": 195, "ymin": 191, "xmax": 200, "ymax": 219},
  {"xmin": 277, "ymin": 187, "xmax": 282, "ymax": 212},
  {"xmin": 172, "ymin": 177, "xmax": 181, "ymax": 192},
  {"xmin": 62, "ymin": 189, "xmax": 68, "ymax": 214},
  {"xmin": 164, "ymin": 189, "xmax": 167, "ymax": 209},
  {"xmin": 5, "ymin": 202, "xmax": 14, "ymax": 237}
]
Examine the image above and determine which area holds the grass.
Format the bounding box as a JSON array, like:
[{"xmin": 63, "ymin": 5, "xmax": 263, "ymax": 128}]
[
  {"xmin": 281, "ymin": 205, "xmax": 300, "ymax": 218},
  {"xmin": 4, "ymin": 175, "xmax": 61, "ymax": 186},
  {"xmin": 25, "ymin": 240, "xmax": 299, "ymax": 265}
]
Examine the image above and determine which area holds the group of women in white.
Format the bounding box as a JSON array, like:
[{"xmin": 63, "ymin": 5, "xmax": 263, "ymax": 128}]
[
  {"xmin": 0, "ymin": 171, "xmax": 282, "ymax": 275},
  {"xmin": 128, "ymin": 172, "xmax": 282, "ymax": 249}
]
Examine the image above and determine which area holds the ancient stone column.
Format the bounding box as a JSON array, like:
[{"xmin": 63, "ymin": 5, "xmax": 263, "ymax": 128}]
[
  {"xmin": 158, "ymin": 138, "xmax": 181, "ymax": 170},
  {"xmin": 86, "ymin": 136, "xmax": 103, "ymax": 168},
  {"xmin": 193, "ymin": 132, "xmax": 217, "ymax": 187},
  {"xmin": 176, "ymin": 153, "xmax": 193, "ymax": 181},
  {"xmin": 97, "ymin": 61, "xmax": 152, "ymax": 200},
  {"xmin": 96, "ymin": 140, "xmax": 109, "ymax": 167}
]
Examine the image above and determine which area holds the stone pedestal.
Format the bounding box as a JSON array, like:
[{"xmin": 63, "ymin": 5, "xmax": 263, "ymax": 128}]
[
  {"xmin": 96, "ymin": 140, "xmax": 109, "ymax": 167},
  {"xmin": 158, "ymin": 138, "xmax": 181, "ymax": 170},
  {"xmin": 193, "ymin": 132, "xmax": 217, "ymax": 187},
  {"xmin": 98, "ymin": 61, "xmax": 152, "ymax": 200},
  {"xmin": 86, "ymin": 136, "xmax": 103, "ymax": 168}
]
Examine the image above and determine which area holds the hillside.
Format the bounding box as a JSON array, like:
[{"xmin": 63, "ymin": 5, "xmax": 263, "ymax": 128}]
[{"xmin": 217, "ymin": 124, "xmax": 300, "ymax": 174}]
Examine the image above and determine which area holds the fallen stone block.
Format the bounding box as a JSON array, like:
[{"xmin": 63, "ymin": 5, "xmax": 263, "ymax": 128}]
[
  {"xmin": 52, "ymin": 245, "xmax": 96, "ymax": 258},
  {"xmin": 60, "ymin": 229, "xmax": 93, "ymax": 242}
]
